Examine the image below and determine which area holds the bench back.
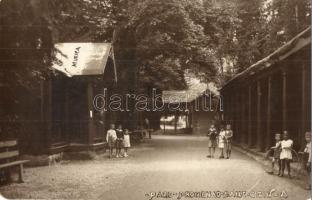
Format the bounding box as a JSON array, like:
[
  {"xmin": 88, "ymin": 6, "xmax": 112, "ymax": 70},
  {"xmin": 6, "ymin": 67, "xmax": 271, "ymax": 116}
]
[{"xmin": 0, "ymin": 140, "xmax": 19, "ymax": 164}]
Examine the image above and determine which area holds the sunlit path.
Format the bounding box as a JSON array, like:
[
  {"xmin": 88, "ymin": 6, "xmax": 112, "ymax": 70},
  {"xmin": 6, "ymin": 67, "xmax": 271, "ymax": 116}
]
[{"xmin": 1, "ymin": 135, "xmax": 310, "ymax": 200}]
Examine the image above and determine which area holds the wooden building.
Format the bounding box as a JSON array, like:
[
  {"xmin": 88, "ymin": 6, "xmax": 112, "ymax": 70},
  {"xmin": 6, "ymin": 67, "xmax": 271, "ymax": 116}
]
[
  {"xmin": 162, "ymin": 88, "xmax": 219, "ymax": 135},
  {"xmin": 220, "ymin": 27, "xmax": 311, "ymax": 151},
  {"xmin": 19, "ymin": 43, "xmax": 117, "ymax": 155},
  {"xmin": 189, "ymin": 91, "xmax": 220, "ymax": 135}
]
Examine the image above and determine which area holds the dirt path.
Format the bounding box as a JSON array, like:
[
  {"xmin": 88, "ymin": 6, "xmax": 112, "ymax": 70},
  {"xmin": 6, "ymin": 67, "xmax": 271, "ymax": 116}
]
[{"xmin": 0, "ymin": 135, "xmax": 310, "ymax": 200}]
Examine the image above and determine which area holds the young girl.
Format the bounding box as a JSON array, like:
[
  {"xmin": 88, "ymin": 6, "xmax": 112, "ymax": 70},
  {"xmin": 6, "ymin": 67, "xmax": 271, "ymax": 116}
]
[
  {"xmin": 279, "ymin": 131, "xmax": 293, "ymax": 178},
  {"xmin": 106, "ymin": 124, "xmax": 117, "ymax": 158},
  {"xmin": 268, "ymin": 133, "xmax": 281, "ymax": 175},
  {"xmin": 218, "ymin": 126, "xmax": 226, "ymax": 159},
  {"xmin": 123, "ymin": 129, "xmax": 131, "ymax": 157}
]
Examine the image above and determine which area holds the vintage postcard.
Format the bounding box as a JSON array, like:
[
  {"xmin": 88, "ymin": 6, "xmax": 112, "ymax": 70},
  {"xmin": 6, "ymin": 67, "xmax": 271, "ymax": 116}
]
[{"xmin": 0, "ymin": 0, "xmax": 311, "ymax": 199}]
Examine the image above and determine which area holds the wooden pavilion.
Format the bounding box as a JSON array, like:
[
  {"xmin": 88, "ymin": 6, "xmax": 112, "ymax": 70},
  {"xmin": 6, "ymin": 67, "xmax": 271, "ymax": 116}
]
[
  {"xmin": 220, "ymin": 27, "xmax": 311, "ymax": 151},
  {"xmin": 20, "ymin": 43, "xmax": 118, "ymax": 155}
]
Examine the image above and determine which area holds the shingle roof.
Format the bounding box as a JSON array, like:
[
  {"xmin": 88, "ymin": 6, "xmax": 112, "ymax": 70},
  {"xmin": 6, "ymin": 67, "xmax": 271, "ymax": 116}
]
[
  {"xmin": 222, "ymin": 26, "xmax": 311, "ymax": 89},
  {"xmin": 162, "ymin": 82, "xmax": 219, "ymax": 104}
]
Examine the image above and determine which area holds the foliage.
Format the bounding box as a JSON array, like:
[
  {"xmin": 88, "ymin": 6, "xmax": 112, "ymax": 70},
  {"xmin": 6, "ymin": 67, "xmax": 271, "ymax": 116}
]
[
  {"xmin": 0, "ymin": 0, "xmax": 311, "ymax": 99},
  {"xmin": 0, "ymin": 0, "xmax": 116, "ymax": 128},
  {"xmin": 0, "ymin": 0, "xmax": 52, "ymax": 88},
  {"xmin": 116, "ymin": 0, "xmax": 226, "ymax": 90},
  {"xmin": 215, "ymin": 0, "xmax": 311, "ymax": 77},
  {"xmin": 261, "ymin": 0, "xmax": 311, "ymax": 55}
]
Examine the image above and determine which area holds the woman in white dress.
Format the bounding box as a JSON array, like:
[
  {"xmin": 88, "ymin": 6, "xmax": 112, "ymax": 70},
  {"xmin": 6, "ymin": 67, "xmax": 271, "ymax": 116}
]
[
  {"xmin": 279, "ymin": 131, "xmax": 293, "ymax": 177},
  {"xmin": 218, "ymin": 126, "xmax": 226, "ymax": 159},
  {"xmin": 123, "ymin": 129, "xmax": 131, "ymax": 157}
]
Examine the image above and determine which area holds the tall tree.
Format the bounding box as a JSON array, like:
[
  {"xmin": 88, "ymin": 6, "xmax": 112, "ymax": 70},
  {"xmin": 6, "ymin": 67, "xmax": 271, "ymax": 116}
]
[
  {"xmin": 121, "ymin": 0, "xmax": 221, "ymax": 91},
  {"xmin": 205, "ymin": 0, "xmax": 311, "ymax": 81}
]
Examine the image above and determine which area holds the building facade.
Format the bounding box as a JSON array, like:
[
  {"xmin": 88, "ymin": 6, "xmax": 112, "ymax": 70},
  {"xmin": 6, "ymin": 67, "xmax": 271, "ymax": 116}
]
[
  {"xmin": 1, "ymin": 43, "xmax": 118, "ymax": 155},
  {"xmin": 220, "ymin": 27, "xmax": 311, "ymax": 151}
]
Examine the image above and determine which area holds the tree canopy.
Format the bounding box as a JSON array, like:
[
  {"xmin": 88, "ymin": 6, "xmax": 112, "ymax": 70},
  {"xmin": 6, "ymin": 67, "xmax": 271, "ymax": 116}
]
[{"xmin": 0, "ymin": 0, "xmax": 311, "ymax": 90}]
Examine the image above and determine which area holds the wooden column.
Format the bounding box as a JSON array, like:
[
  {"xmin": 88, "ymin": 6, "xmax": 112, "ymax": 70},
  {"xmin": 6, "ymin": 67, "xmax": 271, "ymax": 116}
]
[
  {"xmin": 226, "ymin": 93, "xmax": 229, "ymax": 122},
  {"xmin": 227, "ymin": 93, "xmax": 230, "ymax": 123},
  {"xmin": 229, "ymin": 93, "xmax": 232, "ymax": 125},
  {"xmin": 240, "ymin": 90, "xmax": 245, "ymax": 144},
  {"xmin": 185, "ymin": 113, "xmax": 188, "ymax": 128},
  {"xmin": 64, "ymin": 82, "xmax": 70, "ymax": 142},
  {"xmin": 228, "ymin": 92, "xmax": 231, "ymax": 124},
  {"xmin": 256, "ymin": 81, "xmax": 262, "ymax": 150},
  {"xmin": 301, "ymin": 64, "xmax": 307, "ymax": 145},
  {"xmin": 45, "ymin": 79, "xmax": 53, "ymax": 150},
  {"xmin": 229, "ymin": 91, "xmax": 235, "ymax": 126},
  {"xmin": 282, "ymin": 70, "xmax": 287, "ymax": 131},
  {"xmin": 174, "ymin": 111, "xmax": 178, "ymax": 134},
  {"xmin": 87, "ymin": 82, "xmax": 94, "ymax": 145},
  {"xmin": 40, "ymin": 80, "xmax": 44, "ymax": 121},
  {"xmin": 223, "ymin": 92, "xmax": 227, "ymax": 122},
  {"xmin": 248, "ymin": 86, "xmax": 252, "ymax": 147},
  {"xmin": 235, "ymin": 91, "xmax": 240, "ymax": 143},
  {"xmin": 163, "ymin": 116, "xmax": 166, "ymax": 134},
  {"xmin": 266, "ymin": 76, "xmax": 272, "ymax": 150},
  {"xmin": 233, "ymin": 91, "xmax": 237, "ymax": 142}
]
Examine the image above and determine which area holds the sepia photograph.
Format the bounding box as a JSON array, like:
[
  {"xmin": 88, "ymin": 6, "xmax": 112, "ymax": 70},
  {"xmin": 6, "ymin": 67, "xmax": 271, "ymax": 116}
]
[{"xmin": 0, "ymin": 0, "xmax": 311, "ymax": 199}]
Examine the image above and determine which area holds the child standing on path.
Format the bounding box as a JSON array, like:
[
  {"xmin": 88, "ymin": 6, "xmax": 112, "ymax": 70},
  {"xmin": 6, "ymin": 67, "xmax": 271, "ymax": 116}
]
[
  {"xmin": 225, "ymin": 124, "xmax": 233, "ymax": 159},
  {"xmin": 268, "ymin": 133, "xmax": 282, "ymax": 175},
  {"xmin": 123, "ymin": 129, "xmax": 131, "ymax": 157},
  {"xmin": 207, "ymin": 124, "xmax": 218, "ymax": 158},
  {"xmin": 106, "ymin": 124, "xmax": 117, "ymax": 158},
  {"xmin": 116, "ymin": 124, "xmax": 124, "ymax": 158},
  {"xmin": 279, "ymin": 131, "xmax": 293, "ymax": 178},
  {"xmin": 303, "ymin": 131, "xmax": 311, "ymax": 190},
  {"xmin": 218, "ymin": 126, "xmax": 226, "ymax": 159}
]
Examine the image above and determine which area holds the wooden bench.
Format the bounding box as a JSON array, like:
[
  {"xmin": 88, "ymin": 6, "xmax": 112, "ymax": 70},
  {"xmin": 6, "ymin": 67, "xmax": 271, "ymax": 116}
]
[
  {"xmin": 0, "ymin": 140, "xmax": 29, "ymax": 183},
  {"xmin": 130, "ymin": 129, "xmax": 154, "ymax": 143},
  {"xmin": 139, "ymin": 129, "xmax": 154, "ymax": 139},
  {"xmin": 129, "ymin": 130, "xmax": 142, "ymax": 143}
]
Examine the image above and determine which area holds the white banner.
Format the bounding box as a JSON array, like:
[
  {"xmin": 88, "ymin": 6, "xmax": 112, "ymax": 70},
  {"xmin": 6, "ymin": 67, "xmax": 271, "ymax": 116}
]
[{"xmin": 52, "ymin": 43, "xmax": 111, "ymax": 77}]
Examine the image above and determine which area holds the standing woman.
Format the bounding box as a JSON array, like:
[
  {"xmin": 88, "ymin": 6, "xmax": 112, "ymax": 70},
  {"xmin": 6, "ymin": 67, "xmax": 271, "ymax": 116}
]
[
  {"xmin": 279, "ymin": 131, "xmax": 293, "ymax": 178},
  {"xmin": 218, "ymin": 125, "xmax": 226, "ymax": 159},
  {"xmin": 225, "ymin": 124, "xmax": 233, "ymax": 159}
]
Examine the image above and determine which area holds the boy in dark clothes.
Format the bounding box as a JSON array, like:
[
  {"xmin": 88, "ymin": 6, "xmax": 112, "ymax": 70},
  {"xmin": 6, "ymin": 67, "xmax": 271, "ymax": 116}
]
[
  {"xmin": 267, "ymin": 133, "xmax": 282, "ymax": 175},
  {"xmin": 115, "ymin": 124, "xmax": 124, "ymax": 158},
  {"xmin": 207, "ymin": 124, "xmax": 218, "ymax": 158}
]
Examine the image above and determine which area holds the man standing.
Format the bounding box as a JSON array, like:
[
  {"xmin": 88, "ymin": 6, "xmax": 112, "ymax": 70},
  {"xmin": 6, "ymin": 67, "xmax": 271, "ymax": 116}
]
[
  {"xmin": 207, "ymin": 124, "xmax": 218, "ymax": 158},
  {"xmin": 144, "ymin": 118, "xmax": 151, "ymax": 139}
]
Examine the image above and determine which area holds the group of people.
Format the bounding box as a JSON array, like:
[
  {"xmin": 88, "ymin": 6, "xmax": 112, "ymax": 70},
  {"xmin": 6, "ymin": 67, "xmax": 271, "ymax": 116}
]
[
  {"xmin": 207, "ymin": 124, "xmax": 311, "ymax": 189},
  {"xmin": 268, "ymin": 130, "xmax": 294, "ymax": 177},
  {"xmin": 106, "ymin": 124, "xmax": 131, "ymax": 158},
  {"xmin": 268, "ymin": 130, "xmax": 311, "ymax": 189},
  {"xmin": 207, "ymin": 124, "xmax": 233, "ymax": 159}
]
